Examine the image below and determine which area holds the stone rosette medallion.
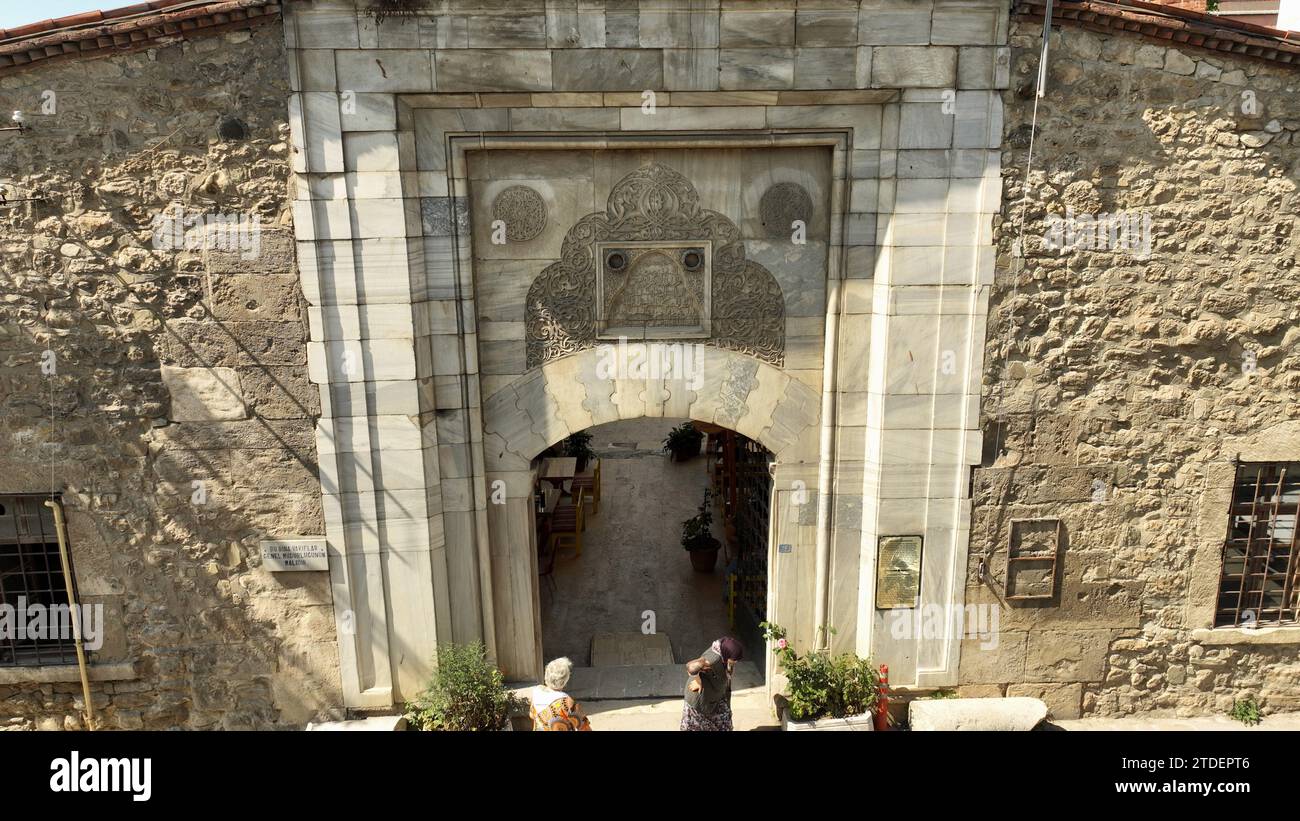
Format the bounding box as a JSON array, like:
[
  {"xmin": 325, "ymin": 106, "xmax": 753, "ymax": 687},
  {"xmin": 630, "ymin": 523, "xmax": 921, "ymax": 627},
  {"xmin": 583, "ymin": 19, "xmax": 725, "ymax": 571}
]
[
  {"xmin": 492, "ymin": 185, "xmax": 547, "ymax": 242},
  {"xmin": 759, "ymin": 182, "xmax": 813, "ymax": 238},
  {"xmin": 525, "ymin": 163, "xmax": 786, "ymax": 368}
]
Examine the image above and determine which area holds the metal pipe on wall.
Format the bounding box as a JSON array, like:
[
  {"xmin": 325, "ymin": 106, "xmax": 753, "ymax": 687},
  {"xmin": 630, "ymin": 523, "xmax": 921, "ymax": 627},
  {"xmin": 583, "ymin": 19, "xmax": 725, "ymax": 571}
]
[{"xmin": 44, "ymin": 498, "xmax": 95, "ymax": 729}]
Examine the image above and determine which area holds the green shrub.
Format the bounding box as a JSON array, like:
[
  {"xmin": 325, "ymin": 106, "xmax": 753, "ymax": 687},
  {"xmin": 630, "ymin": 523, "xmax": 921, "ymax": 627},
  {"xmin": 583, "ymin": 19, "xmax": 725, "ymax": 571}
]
[
  {"xmin": 403, "ymin": 642, "xmax": 522, "ymax": 731},
  {"xmin": 1228, "ymin": 695, "xmax": 1263, "ymax": 727},
  {"xmin": 762, "ymin": 622, "xmax": 879, "ymax": 722}
]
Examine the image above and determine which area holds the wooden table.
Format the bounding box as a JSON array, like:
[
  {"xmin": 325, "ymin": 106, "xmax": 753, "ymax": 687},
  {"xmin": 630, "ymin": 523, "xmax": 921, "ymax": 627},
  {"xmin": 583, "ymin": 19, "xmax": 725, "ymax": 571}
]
[{"xmin": 539, "ymin": 457, "xmax": 577, "ymax": 490}]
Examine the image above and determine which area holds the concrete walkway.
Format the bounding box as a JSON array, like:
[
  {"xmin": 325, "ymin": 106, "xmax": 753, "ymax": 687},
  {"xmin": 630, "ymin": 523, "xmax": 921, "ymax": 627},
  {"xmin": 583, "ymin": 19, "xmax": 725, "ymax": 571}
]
[{"xmin": 540, "ymin": 418, "xmax": 733, "ymax": 666}]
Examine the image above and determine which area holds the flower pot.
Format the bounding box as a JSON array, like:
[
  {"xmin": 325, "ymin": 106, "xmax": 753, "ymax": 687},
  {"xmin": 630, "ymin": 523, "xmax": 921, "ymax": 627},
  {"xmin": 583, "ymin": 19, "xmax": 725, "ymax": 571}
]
[
  {"xmin": 781, "ymin": 708, "xmax": 875, "ymax": 732},
  {"xmin": 668, "ymin": 442, "xmax": 700, "ymax": 461},
  {"xmin": 689, "ymin": 547, "xmax": 719, "ymax": 573}
]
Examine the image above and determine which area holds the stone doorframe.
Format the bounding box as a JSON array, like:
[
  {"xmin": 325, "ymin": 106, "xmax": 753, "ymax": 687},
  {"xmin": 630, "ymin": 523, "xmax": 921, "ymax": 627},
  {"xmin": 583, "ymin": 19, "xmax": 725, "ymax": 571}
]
[
  {"xmin": 444, "ymin": 128, "xmax": 850, "ymax": 684},
  {"xmin": 292, "ymin": 86, "xmax": 999, "ymax": 706}
]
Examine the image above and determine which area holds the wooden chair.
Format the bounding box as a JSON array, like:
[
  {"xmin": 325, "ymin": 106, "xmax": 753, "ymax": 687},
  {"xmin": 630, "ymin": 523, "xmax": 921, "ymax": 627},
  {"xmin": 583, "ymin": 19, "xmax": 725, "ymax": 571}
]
[
  {"xmin": 570, "ymin": 458, "xmax": 601, "ymax": 516},
  {"xmin": 548, "ymin": 487, "xmax": 587, "ymax": 558}
]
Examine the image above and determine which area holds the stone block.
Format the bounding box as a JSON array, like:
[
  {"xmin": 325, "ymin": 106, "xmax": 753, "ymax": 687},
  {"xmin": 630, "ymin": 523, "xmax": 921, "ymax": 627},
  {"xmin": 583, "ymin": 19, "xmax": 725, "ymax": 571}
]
[
  {"xmin": 295, "ymin": 10, "xmax": 360, "ymax": 49},
  {"xmin": 1006, "ymin": 682, "xmax": 1084, "ymax": 720},
  {"xmin": 335, "ymin": 50, "xmax": 433, "ymax": 93},
  {"xmin": 720, "ymin": 10, "xmax": 795, "ymax": 47},
  {"xmin": 465, "ymin": 13, "xmax": 548, "ymax": 48},
  {"xmin": 857, "ymin": 8, "xmax": 930, "ymax": 46},
  {"xmin": 210, "ymin": 275, "xmax": 302, "ymax": 323},
  {"xmin": 639, "ymin": 4, "xmax": 719, "ymax": 48},
  {"xmin": 435, "ymin": 50, "xmax": 552, "ymax": 92},
  {"xmin": 552, "ymin": 49, "xmax": 664, "ymax": 91},
  {"xmin": 720, "ymin": 48, "xmax": 796, "ymax": 90},
  {"xmin": 664, "ymin": 48, "xmax": 720, "ymax": 90},
  {"xmin": 909, "ymin": 697, "xmax": 1048, "ymax": 730},
  {"xmin": 872, "ymin": 46, "xmax": 957, "ymax": 88},
  {"xmin": 162, "ymin": 365, "xmax": 247, "ymax": 422},
  {"xmin": 237, "ymin": 366, "xmax": 320, "ymax": 420},
  {"xmin": 1025, "ymin": 629, "xmax": 1114, "ymax": 683},
  {"xmin": 794, "ymin": 47, "xmax": 858, "ymax": 89},
  {"xmin": 340, "ymin": 93, "xmax": 398, "ymax": 132},
  {"xmin": 958, "ymin": 629, "xmax": 1026, "ymax": 683},
  {"xmin": 930, "ymin": 8, "xmax": 1001, "ymax": 46},
  {"xmin": 796, "ymin": 9, "xmax": 858, "ymax": 47}
]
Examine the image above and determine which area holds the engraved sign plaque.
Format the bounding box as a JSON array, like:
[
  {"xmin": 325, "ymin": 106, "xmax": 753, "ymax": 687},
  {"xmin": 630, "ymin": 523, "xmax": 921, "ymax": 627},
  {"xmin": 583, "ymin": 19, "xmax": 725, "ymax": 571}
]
[
  {"xmin": 596, "ymin": 241, "xmax": 710, "ymax": 338},
  {"xmin": 875, "ymin": 535, "xmax": 922, "ymax": 609},
  {"xmin": 261, "ymin": 538, "xmax": 329, "ymax": 572}
]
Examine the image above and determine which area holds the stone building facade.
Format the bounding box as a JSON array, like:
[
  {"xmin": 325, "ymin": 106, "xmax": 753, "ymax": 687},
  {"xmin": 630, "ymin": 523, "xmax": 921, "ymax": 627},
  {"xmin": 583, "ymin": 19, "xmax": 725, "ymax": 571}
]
[
  {"xmin": 0, "ymin": 0, "xmax": 1296, "ymax": 729},
  {"xmin": 965, "ymin": 0, "xmax": 1300, "ymax": 719},
  {"xmin": 0, "ymin": 6, "xmax": 341, "ymax": 729}
]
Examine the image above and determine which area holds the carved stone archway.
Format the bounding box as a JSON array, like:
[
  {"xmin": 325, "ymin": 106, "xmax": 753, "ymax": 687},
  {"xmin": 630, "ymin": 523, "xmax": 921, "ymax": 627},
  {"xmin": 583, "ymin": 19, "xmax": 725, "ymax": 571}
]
[{"xmin": 480, "ymin": 344, "xmax": 822, "ymax": 680}]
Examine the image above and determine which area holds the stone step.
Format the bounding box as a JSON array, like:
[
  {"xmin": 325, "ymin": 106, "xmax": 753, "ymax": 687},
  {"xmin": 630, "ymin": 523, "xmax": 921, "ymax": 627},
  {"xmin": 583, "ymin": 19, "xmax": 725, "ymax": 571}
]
[
  {"xmin": 590, "ymin": 631, "xmax": 674, "ymax": 667},
  {"xmin": 567, "ymin": 660, "xmax": 763, "ymax": 700}
]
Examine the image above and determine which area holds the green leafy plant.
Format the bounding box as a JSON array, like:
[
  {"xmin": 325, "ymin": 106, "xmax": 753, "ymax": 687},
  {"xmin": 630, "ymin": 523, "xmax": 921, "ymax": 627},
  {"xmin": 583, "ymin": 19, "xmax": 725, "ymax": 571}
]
[
  {"xmin": 924, "ymin": 688, "xmax": 959, "ymax": 699},
  {"xmin": 1228, "ymin": 695, "xmax": 1263, "ymax": 726},
  {"xmin": 762, "ymin": 622, "xmax": 880, "ymax": 722},
  {"xmin": 403, "ymin": 642, "xmax": 523, "ymax": 731},
  {"xmin": 680, "ymin": 488, "xmax": 719, "ymax": 551},
  {"xmin": 563, "ymin": 430, "xmax": 595, "ymax": 469},
  {"xmin": 663, "ymin": 422, "xmax": 704, "ymax": 459}
]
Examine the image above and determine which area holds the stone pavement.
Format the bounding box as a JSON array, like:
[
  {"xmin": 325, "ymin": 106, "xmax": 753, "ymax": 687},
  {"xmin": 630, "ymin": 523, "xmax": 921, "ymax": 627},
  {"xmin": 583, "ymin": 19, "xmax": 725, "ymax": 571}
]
[
  {"xmin": 540, "ymin": 418, "xmax": 734, "ymax": 667},
  {"xmin": 582, "ymin": 684, "xmax": 780, "ymax": 732},
  {"xmin": 1050, "ymin": 713, "xmax": 1300, "ymax": 731}
]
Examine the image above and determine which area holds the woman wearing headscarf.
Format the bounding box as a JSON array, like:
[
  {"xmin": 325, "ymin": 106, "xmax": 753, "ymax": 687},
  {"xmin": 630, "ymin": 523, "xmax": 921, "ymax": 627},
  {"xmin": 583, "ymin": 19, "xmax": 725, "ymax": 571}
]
[
  {"xmin": 680, "ymin": 637, "xmax": 744, "ymax": 731},
  {"xmin": 530, "ymin": 657, "xmax": 592, "ymax": 731}
]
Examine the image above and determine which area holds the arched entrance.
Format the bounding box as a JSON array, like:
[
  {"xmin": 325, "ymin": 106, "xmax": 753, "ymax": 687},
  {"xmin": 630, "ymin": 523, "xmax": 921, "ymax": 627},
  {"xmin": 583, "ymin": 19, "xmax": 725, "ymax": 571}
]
[
  {"xmin": 481, "ymin": 344, "xmax": 821, "ymax": 680},
  {"xmin": 535, "ymin": 418, "xmax": 772, "ymax": 690}
]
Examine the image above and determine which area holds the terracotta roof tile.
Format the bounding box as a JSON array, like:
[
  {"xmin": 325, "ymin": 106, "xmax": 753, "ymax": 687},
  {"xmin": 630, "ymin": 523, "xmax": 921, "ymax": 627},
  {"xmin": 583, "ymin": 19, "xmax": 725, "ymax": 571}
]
[
  {"xmin": 0, "ymin": 0, "xmax": 282, "ymax": 75},
  {"xmin": 1016, "ymin": 0, "xmax": 1300, "ymax": 67}
]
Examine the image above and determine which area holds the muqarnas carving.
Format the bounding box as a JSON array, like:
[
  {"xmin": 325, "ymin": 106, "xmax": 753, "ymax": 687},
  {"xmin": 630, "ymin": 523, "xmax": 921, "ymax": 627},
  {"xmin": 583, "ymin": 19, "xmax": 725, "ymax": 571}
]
[{"xmin": 525, "ymin": 163, "xmax": 785, "ymax": 368}]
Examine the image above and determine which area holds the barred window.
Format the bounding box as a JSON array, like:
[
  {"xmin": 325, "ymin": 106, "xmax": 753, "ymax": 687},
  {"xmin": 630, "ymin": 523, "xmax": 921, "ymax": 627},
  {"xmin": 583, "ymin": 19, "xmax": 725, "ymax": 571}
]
[
  {"xmin": 0, "ymin": 494, "xmax": 80, "ymax": 666},
  {"xmin": 1215, "ymin": 463, "xmax": 1300, "ymax": 627}
]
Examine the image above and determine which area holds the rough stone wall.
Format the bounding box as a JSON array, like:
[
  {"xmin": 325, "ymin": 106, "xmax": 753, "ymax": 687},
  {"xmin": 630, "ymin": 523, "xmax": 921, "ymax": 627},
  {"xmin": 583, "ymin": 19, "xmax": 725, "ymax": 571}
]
[
  {"xmin": 963, "ymin": 17, "xmax": 1300, "ymax": 718},
  {"xmin": 0, "ymin": 23, "xmax": 343, "ymax": 729}
]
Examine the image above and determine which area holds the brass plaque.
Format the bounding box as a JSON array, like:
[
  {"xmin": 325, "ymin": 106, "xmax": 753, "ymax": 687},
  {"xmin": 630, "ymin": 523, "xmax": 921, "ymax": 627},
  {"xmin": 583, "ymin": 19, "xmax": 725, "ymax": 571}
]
[{"xmin": 875, "ymin": 535, "xmax": 922, "ymax": 609}]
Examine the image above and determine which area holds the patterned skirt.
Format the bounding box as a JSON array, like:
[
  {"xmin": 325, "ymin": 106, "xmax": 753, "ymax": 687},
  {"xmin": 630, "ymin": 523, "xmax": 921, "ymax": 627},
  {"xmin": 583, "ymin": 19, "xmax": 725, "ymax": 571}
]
[{"xmin": 680, "ymin": 700, "xmax": 734, "ymax": 732}]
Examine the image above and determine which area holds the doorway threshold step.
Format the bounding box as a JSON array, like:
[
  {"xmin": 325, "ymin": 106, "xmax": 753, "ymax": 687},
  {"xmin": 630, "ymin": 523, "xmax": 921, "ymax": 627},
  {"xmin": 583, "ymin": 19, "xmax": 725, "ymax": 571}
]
[
  {"xmin": 590, "ymin": 632, "xmax": 674, "ymax": 667},
  {"xmin": 568, "ymin": 661, "xmax": 762, "ymax": 700}
]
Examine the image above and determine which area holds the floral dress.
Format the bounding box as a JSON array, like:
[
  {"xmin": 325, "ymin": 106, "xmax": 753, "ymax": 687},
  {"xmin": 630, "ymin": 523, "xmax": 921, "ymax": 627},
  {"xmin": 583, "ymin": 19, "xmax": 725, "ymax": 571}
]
[
  {"xmin": 529, "ymin": 686, "xmax": 592, "ymax": 731},
  {"xmin": 680, "ymin": 649, "xmax": 734, "ymax": 731}
]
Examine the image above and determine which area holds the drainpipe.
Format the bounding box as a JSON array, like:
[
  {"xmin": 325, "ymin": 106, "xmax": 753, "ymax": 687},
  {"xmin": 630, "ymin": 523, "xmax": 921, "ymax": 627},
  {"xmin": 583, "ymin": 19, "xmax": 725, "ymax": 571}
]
[
  {"xmin": 44, "ymin": 499, "xmax": 95, "ymax": 730},
  {"xmin": 813, "ymin": 173, "xmax": 849, "ymax": 650}
]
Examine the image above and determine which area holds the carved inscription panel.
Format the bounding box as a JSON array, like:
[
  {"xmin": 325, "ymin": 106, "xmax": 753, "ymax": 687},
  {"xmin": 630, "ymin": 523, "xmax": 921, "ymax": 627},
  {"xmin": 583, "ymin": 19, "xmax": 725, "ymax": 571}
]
[{"xmin": 524, "ymin": 162, "xmax": 786, "ymax": 367}]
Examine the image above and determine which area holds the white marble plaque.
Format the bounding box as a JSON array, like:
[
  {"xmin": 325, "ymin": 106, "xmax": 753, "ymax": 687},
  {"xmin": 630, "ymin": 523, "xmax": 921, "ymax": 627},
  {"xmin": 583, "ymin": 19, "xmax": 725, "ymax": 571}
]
[{"xmin": 261, "ymin": 538, "xmax": 329, "ymax": 572}]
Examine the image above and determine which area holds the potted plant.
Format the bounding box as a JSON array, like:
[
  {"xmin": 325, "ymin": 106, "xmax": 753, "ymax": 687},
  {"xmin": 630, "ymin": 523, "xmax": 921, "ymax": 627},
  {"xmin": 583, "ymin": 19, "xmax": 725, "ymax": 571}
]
[
  {"xmin": 663, "ymin": 422, "xmax": 704, "ymax": 462},
  {"xmin": 563, "ymin": 430, "xmax": 595, "ymax": 473},
  {"xmin": 403, "ymin": 641, "xmax": 524, "ymax": 731},
  {"xmin": 681, "ymin": 488, "xmax": 721, "ymax": 572},
  {"xmin": 761, "ymin": 623, "xmax": 881, "ymax": 731}
]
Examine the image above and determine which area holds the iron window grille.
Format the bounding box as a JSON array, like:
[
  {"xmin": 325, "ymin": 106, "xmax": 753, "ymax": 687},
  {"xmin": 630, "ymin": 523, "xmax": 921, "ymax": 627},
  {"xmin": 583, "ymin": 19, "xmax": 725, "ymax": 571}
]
[
  {"xmin": 1215, "ymin": 462, "xmax": 1300, "ymax": 627},
  {"xmin": 0, "ymin": 494, "xmax": 81, "ymax": 666}
]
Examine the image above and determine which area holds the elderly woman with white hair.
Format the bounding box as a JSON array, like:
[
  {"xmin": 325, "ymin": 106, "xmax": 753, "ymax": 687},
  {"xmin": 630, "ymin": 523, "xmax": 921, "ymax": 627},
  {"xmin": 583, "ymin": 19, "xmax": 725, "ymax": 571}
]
[{"xmin": 530, "ymin": 656, "xmax": 592, "ymax": 731}]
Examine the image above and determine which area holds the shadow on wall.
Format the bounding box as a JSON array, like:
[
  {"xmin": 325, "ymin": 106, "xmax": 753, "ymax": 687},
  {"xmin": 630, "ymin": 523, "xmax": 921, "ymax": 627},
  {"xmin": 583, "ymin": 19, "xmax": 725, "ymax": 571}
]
[{"xmin": 0, "ymin": 25, "xmax": 343, "ymax": 730}]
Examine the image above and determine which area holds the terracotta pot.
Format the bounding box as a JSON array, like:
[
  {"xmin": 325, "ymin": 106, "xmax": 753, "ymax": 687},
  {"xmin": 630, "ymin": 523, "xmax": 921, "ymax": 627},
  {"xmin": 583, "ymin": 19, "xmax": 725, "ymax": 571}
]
[{"xmin": 689, "ymin": 546, "xmax": 719, "ymax": 572}]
